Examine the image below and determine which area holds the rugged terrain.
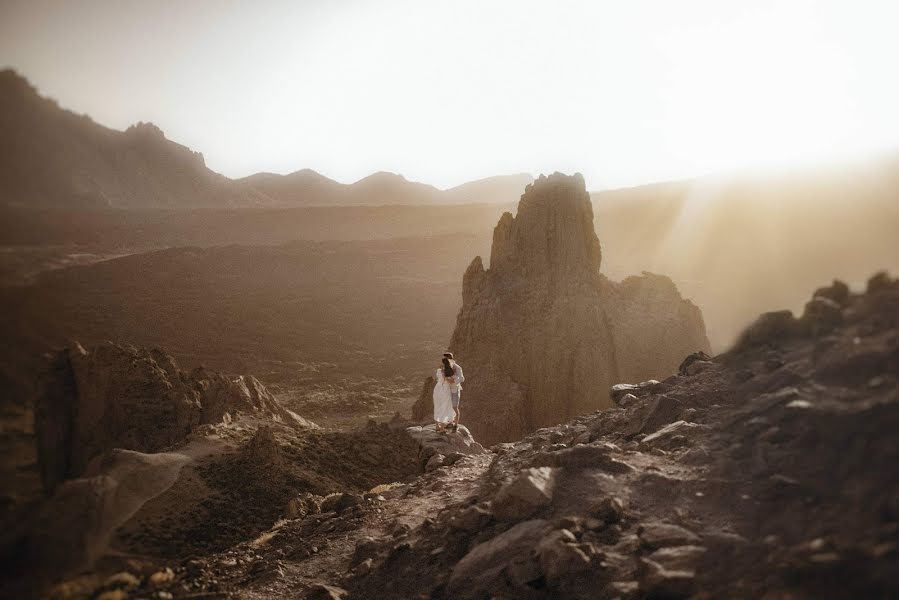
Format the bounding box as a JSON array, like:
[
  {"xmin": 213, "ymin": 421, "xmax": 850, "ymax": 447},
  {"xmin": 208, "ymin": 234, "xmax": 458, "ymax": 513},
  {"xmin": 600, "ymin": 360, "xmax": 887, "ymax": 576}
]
[{"xmin": 14, "ymin": 271, "xmax": 896, "ymax": 600}]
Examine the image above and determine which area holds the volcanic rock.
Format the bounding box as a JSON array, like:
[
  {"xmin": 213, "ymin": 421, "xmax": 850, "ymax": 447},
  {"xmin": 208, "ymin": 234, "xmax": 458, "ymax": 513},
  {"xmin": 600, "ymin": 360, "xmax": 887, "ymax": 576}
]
[
  {"xmin": 420, "ymin": 173, "xmax": 709, "ymax": 444},
  {"xmin": 34, "ymin": 341, "xmax": 313, "ymax": 492}
]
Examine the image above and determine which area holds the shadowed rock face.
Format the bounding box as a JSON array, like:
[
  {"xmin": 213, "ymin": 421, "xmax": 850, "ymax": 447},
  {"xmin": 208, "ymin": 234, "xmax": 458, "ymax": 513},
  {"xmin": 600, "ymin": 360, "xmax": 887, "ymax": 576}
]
[
  {"xmin": 35, "ymin": 342, "xmax": 314, "ymax": 492},
  {"xmin": 423, "ymin": 173, "xmax": 709, "ymax": 445}
]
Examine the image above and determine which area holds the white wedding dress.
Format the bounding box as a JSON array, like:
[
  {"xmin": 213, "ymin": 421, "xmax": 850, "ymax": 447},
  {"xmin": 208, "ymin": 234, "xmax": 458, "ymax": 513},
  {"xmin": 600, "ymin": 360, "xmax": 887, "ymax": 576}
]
[{"xmin": 432, "ymin": 369, "xmax": 455, "ymax": 424}]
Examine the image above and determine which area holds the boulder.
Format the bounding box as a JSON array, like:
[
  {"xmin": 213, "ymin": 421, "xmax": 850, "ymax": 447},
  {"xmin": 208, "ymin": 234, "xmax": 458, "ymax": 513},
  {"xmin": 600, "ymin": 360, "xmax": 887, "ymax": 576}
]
[
  {"xmin": 404, "ymin": 424, "xmax": 487, "ymax": 470},
  {"xmin": 446, "ymin": 519, "xmax": 551, "ymax": 599},
  {"xmin": 611, "ymin": 380, "xmax": 663, "ymax": 405},
  {"xmin": 678, "ymin": 351, "xmax": 712, "ymax": 376},
  {"xmin": 493, "ymin": 467, "xmax": 557, "ymax": 521},
  {"xmin": 624, "ymin": 394, "xmax": 685, "ymax": 437}
]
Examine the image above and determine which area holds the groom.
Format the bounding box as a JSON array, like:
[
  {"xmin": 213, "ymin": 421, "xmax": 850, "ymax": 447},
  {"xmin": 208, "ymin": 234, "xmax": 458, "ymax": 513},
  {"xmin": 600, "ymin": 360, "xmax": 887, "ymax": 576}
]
[{"xmin": 443, "ymin": 351, "xmax": 465, "ymax": 432}]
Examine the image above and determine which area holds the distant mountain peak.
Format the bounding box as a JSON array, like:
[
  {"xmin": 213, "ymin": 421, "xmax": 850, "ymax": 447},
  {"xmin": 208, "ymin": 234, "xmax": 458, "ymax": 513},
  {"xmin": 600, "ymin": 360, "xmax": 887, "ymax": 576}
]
[
  {"xmin": 353, "ymin": 171, "xmax": 410, "ymax": 185},
  {"xmin": 125, "ymin": 121, "xmax": 167, "ymax": 140},
  {"xmin": 0, "ymin": 68, "xmax": 39, "ymax": 97}
]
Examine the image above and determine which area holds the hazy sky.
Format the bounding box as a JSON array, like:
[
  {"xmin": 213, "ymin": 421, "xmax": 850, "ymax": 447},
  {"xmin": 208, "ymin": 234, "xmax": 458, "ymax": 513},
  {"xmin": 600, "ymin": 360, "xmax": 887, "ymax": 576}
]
[{"xmin": 2, "ymin": 0, "xmax": 899, "ymax": 189}]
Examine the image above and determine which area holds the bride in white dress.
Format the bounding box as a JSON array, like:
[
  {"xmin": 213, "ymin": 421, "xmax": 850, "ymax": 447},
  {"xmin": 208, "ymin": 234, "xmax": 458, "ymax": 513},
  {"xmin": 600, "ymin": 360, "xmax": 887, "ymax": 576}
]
[{"xmin": 433, "ymin": 362, "xmax": 455, "ymax": 432}]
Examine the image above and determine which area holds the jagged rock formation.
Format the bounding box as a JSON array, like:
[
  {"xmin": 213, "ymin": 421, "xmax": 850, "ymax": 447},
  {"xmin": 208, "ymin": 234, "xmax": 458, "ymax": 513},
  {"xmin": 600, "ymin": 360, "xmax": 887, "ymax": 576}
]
[
  {"xmin": 34, "ymin": 341, "xmax": 313, "ymax": 492},
  {"xmin": 420, "ymin": 173, "xmax": 709, "ymax": 444}
]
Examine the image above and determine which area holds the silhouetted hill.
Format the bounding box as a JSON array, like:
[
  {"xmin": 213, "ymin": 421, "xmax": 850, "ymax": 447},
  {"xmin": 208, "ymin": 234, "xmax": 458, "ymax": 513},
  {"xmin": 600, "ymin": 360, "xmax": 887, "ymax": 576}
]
[
  {"xmin": 239, "ymin": 170, "xmax": 534, "ymax": 206},
  {"xmin": 0, "ymin": 70, "xmax": 533, "ymax": 208},
  {"xmin": 240, "ymin": 169, "xmax": 347, "ymax": 205},
  {"xmin": 0, "ymin": 69, "xmax": 266, "ymax": 208}
]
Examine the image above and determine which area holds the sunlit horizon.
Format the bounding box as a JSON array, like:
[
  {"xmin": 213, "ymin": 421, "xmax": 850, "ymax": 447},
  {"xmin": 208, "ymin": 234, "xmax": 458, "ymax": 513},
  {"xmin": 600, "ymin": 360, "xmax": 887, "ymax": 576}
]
[{"xmin": 3, "ymin": 0, "xmax": 899, "ymax": 191}]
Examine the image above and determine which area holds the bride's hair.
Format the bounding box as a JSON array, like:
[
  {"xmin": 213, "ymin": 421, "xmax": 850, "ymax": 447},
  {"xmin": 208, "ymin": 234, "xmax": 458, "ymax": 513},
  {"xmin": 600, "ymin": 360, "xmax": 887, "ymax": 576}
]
[{"xmin": 441, "ymin": 357, "xmax": 454, "ymax": 377}]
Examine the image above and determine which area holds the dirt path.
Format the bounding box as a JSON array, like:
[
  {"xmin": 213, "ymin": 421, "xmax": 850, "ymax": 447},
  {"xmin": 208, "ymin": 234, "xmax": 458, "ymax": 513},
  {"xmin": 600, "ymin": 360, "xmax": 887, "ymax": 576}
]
[{"xmin": 229, "ymin": 453, "xmax": 493, "ymax": 598}]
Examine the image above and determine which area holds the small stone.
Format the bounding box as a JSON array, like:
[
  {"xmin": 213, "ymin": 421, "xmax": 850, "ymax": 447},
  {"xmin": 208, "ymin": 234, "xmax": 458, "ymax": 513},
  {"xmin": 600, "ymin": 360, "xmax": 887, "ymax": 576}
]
[
  {"xmin": 306, "ymin": 583, "xmax": 348, "ymax": 599},
  {"xmin": 104, "ymin": 572, "xmax": 140, "ymax": 589},
  {"xmin": 685, "ymin": 360, "xmax": 716, "ymax": 376},
  {"xmin": 868, "ymin": 376, "xmax": 887, "ymax": 389},
  {"xmin": 350, "ymin": 537, "xmax": 381, "ymax": 566},
  {"xmin": 648, "ymin": 545, "xmax": 706, "ymax": 572},
  {"xmin": 593, "ymin": 497, "xmax": 625, "ymax": 524},
  {"xmin": 639, "ymin": 558, "xmax": 695, "ymax": 599},
  {"xmin": 148, "ymin": 568, "xmax": 174, "ymax": 586},
  {"xmin": 809, "ymin": 552, "xmax": 841, "ymax": 564},
  {"xmin": 607, "ymin": 581, "xmax": 640, "ymax": 598},
  {"xmin": 785, "ymin": 399, "xmax": 812, "ymax": 409},
  {"xmin": 537, "ymin": 529, "xmax": 591, "ymax": 583},
  {"xmin": 678, "ymin": 351, "xmax": 713, "ymax": 376},
  {"xmin": 425, "ymin": 453, "xmax": 447, "ymax": 472},
  {"xmin": 641, "ymin": 421, "xmax": 703, "ymax": 448},
  {"xmin": 354, "ymin": 558, "xmax": 373, "ymax": 576},
  {"xmin": 450, "ymin": 504, "xmax": 492, "ymax": 532},
  {"xmin": 619, "ymin": 393, "xmax": 638, "ymax": 408}
]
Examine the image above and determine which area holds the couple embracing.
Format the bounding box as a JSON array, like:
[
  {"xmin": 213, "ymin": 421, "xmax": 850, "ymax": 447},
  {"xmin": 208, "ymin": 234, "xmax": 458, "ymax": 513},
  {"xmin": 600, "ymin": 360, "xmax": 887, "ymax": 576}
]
[{"xmin": 433, "ymin": 351, "xmax": 464, "ymax": 433}]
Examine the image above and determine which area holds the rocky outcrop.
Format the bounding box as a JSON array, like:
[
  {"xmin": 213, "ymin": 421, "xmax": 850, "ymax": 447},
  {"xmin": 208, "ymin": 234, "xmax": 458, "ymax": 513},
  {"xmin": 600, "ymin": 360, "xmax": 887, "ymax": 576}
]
[
  {"xmin": 35, "ymin": 341, "xmax": 314, "ymax": 492},
  {"xmin": 427, "ymin": 173, "xmax": 709, "ymax": 444},
  {"xmin": 345, "ymin": 273, "xmax": 899, "ymax": 600},
  {"xmin": 405, "ymin": 424, "xmax": 487, "ymax": 471}
]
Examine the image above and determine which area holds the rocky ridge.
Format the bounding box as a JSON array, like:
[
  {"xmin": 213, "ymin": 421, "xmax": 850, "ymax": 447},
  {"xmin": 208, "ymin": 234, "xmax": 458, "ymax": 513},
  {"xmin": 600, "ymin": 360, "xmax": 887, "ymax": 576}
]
[
  {"xmin": 351, "ymin": 271, "xmax": 898, "ymax": 598},
  {"xmin": 415, "ymin": 172, "xmax": 709, "ymax": 444},
  {"xmin": 35, "ymin": 341, "xmax": 314, "ymax": 492}
]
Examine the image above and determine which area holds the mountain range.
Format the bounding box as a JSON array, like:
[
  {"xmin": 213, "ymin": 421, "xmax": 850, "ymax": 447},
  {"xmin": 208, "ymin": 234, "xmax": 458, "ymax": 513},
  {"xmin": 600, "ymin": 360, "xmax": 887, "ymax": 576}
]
[{"xmin": 0, "ymin": 69, "xmax": 533, "ymax": 209}]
